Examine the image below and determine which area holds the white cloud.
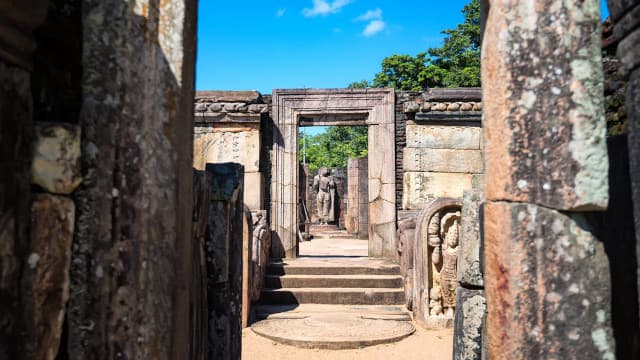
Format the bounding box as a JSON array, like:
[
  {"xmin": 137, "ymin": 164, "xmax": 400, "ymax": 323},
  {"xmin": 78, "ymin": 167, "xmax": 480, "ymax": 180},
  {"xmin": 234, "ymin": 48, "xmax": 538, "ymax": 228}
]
[
  {"xmin": 363, "ymin": 20, "xmax": 386, "ymax": 37},
  {"xmin": 355, "ymin": 8, "xmax": 382, "ymax": 21},
  {"xmin": 276, "ymin": 8, "xmax": 286, "ymax": 17},
  {"xmin": 303, "ymin": 0, "xmax": 353, "ymax": 17}
]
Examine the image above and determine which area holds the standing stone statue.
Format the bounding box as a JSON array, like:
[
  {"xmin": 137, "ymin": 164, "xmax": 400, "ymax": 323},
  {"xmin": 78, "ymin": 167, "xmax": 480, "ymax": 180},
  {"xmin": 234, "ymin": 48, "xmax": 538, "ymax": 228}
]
[
  {"xmin": 440, "ymin": 214, "xmax": 460, "ymax": 317},
  {"xmin": 312, "ymin": 167, "xmax": 336, "ymax": 225}
]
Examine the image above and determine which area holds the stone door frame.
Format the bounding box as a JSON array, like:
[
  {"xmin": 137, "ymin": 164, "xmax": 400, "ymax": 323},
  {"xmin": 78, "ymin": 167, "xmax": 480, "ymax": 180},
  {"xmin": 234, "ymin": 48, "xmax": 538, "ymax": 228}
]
[{"xmin": 271, "ymin": 88, "xmax": 396, "ymax": 258}]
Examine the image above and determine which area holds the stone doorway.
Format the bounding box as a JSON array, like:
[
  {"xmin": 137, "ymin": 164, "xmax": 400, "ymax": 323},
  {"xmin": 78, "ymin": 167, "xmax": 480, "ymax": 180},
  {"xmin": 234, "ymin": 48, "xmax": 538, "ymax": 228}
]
[{"xmin": 270, "ymin": 89, "xmax": 396, "ymax": 259}]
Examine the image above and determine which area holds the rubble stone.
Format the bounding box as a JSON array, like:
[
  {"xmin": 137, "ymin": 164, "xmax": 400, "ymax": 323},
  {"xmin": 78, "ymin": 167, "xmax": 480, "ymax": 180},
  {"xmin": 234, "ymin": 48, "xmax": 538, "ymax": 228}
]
[{"xmin": 31, "ymin": 123, "xmax": 81, "ymax": 195}]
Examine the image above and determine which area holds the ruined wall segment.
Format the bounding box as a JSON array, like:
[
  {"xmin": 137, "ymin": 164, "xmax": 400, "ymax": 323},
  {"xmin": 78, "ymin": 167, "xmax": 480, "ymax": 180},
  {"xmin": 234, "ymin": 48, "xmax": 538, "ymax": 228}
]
[
  {"xmin": 194, "ymin": 90, "xmax": 269, "ymax": 212},
  {"xmin": 482, "ymin": 1, "xmax": 615, "ymax": 358}
]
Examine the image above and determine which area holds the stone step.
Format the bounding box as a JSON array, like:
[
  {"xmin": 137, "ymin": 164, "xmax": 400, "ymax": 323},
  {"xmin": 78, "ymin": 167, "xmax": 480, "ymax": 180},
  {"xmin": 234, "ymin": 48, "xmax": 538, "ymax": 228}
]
[
  {"xmin": 260, "ymin": 287, "xmax": 405, "ymax": 305},
  {"xmin": 264, "ymin": 274, "xmax": 403, "ymax": 289},
  {"xmin": 253, "ymin": 304, "xmax": 411, "ymax": 320},
  {"xmin": 267, "ymin": 261, "xmax": 400, "ymax": 276}
]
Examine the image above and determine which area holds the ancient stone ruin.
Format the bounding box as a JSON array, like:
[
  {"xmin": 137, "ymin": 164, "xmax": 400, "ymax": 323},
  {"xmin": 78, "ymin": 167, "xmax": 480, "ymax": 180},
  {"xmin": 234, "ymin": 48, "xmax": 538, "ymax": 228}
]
[{"xmin": 1, "ymin": 0, "xmax": 639, "ymax": 359}]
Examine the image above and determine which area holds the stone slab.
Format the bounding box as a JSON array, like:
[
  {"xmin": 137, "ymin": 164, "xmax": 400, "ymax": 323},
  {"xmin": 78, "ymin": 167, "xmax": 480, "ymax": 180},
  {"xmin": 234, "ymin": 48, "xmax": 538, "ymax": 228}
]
[
  {"xmin": 483, "ymin": 0, "xmax": 608, "ymax": 211},
  {"xmin": 243, "ymin": 172, "xmax": 263, "ymax": 210},
  {"xmin": 251, "ymin": 312, "xmax": 415, "ymax": 349},
  {"xmin": 458, "ymin": 190, "xmax": 484, "ymax": 287},
  {"xmin": 402, "ymin": 172, "xmax": 472, "ymax": 210},
  {"xmin": 406, "ymin": 125, "xmax": 481, "ymax": 149},
  {"xmin": 403, "ymin": 148, "xmax": 483, "ymax": 173},
  {"xmin": 195, "ymin": 90, "xmax": 262, "ymax": 103},
  {"xmin": 453, "ymin": 288, "xmax": 486, "ymax": 360},
  {"xmin": 24, "ymin": 194, "xmax": 74, "ymax": 360},
  {"xmin": 193, "ymin": 125, "xmax": 260, "ymax": 172},
  {"xmin": 31, "ymin": 122, "xmax": 82, "ymax": 195},
  {"xmin": 484, "ymin": 201, "xmax": 614, "ymax": 359}
]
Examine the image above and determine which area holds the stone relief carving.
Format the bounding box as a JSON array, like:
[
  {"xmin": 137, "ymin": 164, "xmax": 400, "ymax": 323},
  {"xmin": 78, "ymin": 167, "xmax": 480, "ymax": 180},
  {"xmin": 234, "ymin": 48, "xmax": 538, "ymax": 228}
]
[
  {"xmin": 250, "ymin": 211, "xmax": 271, "ymax": 302},
  {"xmin": 412, "ymin": 198, "xmax": 462, "ymax": 328}
]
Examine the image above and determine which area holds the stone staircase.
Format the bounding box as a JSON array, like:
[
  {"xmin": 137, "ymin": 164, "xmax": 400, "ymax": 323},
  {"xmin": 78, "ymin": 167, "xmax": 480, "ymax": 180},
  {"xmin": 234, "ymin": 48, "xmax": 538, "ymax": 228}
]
[
  {"xmin": 251, "ymin": 257, "xmax": 414, "ymax": 349},
  {"xmin": 258, "ymin": 258, "xmax": 405, "ymax": 307}
]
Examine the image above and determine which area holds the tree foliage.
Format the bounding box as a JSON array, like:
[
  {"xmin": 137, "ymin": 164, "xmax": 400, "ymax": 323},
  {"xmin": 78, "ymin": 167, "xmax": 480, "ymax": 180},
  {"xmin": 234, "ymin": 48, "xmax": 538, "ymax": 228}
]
[
  {"xmin": 366, "ymin": 0, "xmax": 480, "ymax": 90},
  {"xmin": 299, "ymin": 126, "xmax": 368, "ymax": 171},
  {"xmin": 347, "ymin": 80, "xmax": 371, "ymax": 89}
]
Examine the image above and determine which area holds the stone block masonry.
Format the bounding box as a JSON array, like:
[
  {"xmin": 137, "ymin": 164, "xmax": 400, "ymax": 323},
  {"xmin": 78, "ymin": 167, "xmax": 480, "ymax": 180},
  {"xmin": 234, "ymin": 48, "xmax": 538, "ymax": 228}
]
[{"xmin": 397, "ymin": 89, "xmax": 483, "ymax": 212}]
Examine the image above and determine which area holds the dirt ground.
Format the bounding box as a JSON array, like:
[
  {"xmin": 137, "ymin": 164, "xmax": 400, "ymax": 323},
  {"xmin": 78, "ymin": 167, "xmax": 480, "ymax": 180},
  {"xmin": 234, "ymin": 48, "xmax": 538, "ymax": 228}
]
[{"xmin": 242, "ymin": 325, "xmax": 453, "ymax": 360}]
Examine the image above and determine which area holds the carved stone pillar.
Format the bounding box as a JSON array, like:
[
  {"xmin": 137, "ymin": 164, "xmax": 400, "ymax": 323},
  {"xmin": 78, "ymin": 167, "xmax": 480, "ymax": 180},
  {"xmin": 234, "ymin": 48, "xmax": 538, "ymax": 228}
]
[{"xmin": 483, "ymin": 0, "xmax": 614, "ymax": 358}]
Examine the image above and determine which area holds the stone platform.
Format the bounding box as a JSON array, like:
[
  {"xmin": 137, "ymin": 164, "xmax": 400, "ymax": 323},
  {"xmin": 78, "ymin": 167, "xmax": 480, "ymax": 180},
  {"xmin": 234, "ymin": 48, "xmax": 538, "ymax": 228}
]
[{"xmin": 251, "ymin": 305, "xmax": 415, "ymax": 349}]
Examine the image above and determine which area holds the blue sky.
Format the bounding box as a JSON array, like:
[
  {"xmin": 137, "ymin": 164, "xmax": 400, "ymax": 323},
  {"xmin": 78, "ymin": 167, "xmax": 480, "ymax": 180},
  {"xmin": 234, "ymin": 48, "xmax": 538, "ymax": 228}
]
[
  {"xmin": 196, "ymin": 0, "xmax": 611, "ymax": 94},
  {"xmin": 197, "ymin": 0, "xmax": 479, "ymax": 93}
]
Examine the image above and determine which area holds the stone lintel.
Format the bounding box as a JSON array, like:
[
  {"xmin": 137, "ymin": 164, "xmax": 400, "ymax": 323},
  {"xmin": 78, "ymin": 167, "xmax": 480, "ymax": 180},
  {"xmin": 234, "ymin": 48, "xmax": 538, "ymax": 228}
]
[{"xmin": 195, "ymin": 90, "xmax": 262, "ymax": 103}]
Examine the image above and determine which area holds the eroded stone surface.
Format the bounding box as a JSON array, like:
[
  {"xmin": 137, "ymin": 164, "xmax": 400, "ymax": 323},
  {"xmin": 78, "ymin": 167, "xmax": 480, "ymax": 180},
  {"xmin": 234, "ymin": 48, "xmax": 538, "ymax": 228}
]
[
  {"xmin": 31, "ymin": 122, "xmax": 81, "ymax": 194},
  {"xmin": 406, "ymin": 125, "xmax": 481, "ymax": 150},
  {"xmin": 483, "ymin": 0, "xmax": 609, "ymax": 211},
  {"xmin": 458, "ymin": 190, "xmax": 484, "ymax": 287},
  {"xmin": 402, "ymin": 172, "xmax": 472, "ymax": 210},
  {"xmin": 484, "ymin": 202, "xmax": 614, "ymax": 359},
  {"xmin": 23, "ymin": 194, "xmax": 74, "ymax": 360},
  {"xmin": 453, "ymin": 288, "xmax": 486, "ymax": 360},
  {"xmin": 193, "ymin": 124, "xmax": 260, "ymax": 172},
  {"xmin": 403, "ymin": 148, "xmax": 483, "ymax": 173}
]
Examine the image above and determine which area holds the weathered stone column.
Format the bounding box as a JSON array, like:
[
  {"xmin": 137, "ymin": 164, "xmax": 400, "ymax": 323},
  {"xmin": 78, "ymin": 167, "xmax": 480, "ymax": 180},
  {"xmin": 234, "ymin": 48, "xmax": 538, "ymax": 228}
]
[
  {"xmin": 68, "ymin": 0, "xmax": 198, "ymax": 358},
  {"xmin": 205, "ymin": 163, "xmax": 244, "ymax": 360},
  {"xmin": 483, "ymin": 1, "xmax": 614, "ymax": 358},
  {"xmin": 605, "ymin": 0, "xmax": 640, "ymax": 328}
]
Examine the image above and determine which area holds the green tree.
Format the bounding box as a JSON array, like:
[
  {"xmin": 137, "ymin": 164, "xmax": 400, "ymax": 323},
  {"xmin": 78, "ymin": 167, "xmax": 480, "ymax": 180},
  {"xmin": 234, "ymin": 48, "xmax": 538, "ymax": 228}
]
[
  {"xmin": 299, "ymin": 126, "xmax": 368, "ymax": 171},
  {"xmin": 365, "ymin": 0, "xmax": 480, "ymax": 90},
  {"xmin": 347, "ymin": 80, "xmax": 371, "ymax": 89}
]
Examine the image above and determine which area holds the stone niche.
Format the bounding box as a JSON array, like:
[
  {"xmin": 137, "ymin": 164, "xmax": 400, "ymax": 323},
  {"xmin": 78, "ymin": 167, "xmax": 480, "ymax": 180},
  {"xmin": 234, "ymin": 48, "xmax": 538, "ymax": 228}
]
[
  {"xmin": 193, "ymin": 91, "xmax": 268, "ymax": 212},
  {"xmin": 412, "ymin": 197, "xmax": 463, "ymax": 328}
]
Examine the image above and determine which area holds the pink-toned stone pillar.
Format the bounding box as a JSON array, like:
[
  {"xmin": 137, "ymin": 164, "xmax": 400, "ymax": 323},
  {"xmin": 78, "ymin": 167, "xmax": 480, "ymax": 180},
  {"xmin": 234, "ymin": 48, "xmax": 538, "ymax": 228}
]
[{"xmin": 483, "ymin": 0, "xmax": 615, "ymax": 358}]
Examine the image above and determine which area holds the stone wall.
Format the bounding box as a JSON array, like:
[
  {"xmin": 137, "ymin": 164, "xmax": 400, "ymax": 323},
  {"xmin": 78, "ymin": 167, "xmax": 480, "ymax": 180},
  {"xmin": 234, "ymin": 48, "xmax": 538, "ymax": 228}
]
[
  {"xmin": 194, "ymin": 91, "xmax": 269, "ymax": 212},
  {"xmin": 396, "ymin": 89, "xmax": 483, "ymax": 211}
]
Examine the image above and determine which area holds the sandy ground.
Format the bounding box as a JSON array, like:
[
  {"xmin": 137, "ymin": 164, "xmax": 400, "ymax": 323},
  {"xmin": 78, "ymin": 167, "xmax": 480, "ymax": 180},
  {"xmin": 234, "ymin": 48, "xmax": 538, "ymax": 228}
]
[{"xmin": 242, "ymin": 325, "xmax": 453, "ymax": 360}]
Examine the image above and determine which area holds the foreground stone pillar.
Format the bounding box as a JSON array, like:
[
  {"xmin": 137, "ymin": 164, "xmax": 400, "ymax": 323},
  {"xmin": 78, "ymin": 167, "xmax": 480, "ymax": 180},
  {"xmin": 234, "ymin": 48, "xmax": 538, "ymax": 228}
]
[
  {"xmin": 205, "ymin": 163, "xmax": 244, "ymax": 360},
  {"xmin": 453, "ymin": 190, "xmax": 486, "ymax": 360},
  {"xmin": 68, "ymin": 0, "xmax": 197, "ymax": 358},
  {"xmin": 483, "ymin": 0, "xmax": 614, "ymax": 358}
]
